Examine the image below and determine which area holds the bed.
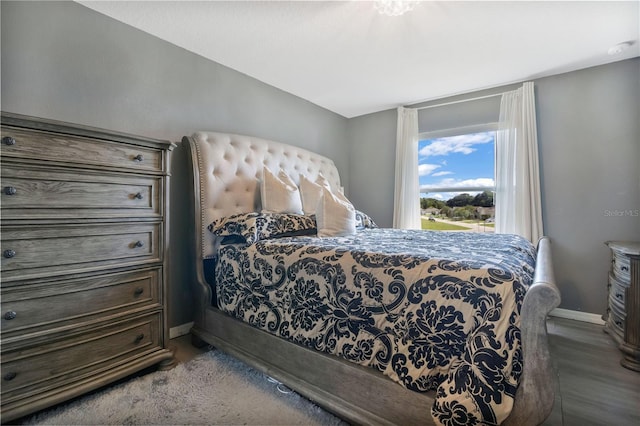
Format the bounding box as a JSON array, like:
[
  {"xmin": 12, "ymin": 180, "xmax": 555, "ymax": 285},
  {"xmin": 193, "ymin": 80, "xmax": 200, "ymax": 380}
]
[{"xmin": 183, "ymin": 131, "xmax": 561, "ymax": 425}]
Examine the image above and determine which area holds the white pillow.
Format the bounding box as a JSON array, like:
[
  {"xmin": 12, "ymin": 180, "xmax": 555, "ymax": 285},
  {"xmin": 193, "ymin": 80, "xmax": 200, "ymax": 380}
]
[
  {"xmin": 299, "ymin": 174, "xmax": 332, "ymax": 215},
  {"xmin": 260, "ymin": 167, "xmax": 303, "ymax": 214},
  {"xmin": 316, "ymin": 186, "xmax": 356, "ymax": 237}
]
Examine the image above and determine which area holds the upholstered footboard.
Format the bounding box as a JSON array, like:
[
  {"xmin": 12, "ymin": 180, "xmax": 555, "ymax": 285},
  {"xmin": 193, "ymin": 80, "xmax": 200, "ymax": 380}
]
[{"xmin": 504, "ymin": 236, "xmax": 561, "ymax": 425}]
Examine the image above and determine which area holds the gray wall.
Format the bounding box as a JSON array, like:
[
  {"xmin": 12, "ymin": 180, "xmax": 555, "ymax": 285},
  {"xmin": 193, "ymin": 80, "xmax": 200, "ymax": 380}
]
[
  {"xmin": 3, "ymin": 1, "xmax": 638, "ymax": 323},
  {"xmin": 1, "ymin": 1, "xmax": 348, "ymax": 328},
  {"xmin": 348, "ymin": 58, "xmax": 640, "ymax": 316}
]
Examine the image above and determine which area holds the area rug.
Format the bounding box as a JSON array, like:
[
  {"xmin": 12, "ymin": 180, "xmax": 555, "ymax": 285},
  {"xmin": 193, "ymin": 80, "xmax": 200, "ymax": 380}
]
[{"xmin": 23, "ymin": 349, "xmax": 346, "ymax": 425}]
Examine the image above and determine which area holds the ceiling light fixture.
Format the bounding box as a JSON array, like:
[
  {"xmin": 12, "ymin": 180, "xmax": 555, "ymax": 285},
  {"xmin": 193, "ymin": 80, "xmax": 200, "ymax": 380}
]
[{"xmin": 374, "ymin": 0, "xmax": 418, "ymax": 17}]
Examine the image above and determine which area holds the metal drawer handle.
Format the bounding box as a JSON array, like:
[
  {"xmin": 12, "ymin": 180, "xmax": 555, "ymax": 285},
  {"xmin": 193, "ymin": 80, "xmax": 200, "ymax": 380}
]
[
  {"xmin": 134, "ymin": 333, "xmax": 145, "ymax": 343},
  {"xmin": 615, "ymin": 320, "xmax": 623, "ymax": 327},
  {"xmin": 4, "ymin": 186, "xmax": 17, "ymax": 196},
  {"xmin": 621, "ymin": 266, "xmax": 629, "ymax": 272},
  {"xmin": 133, "ymin": 154, "xmax": 144, "ymax": 162},
  {"xmin": 615, "ymin": 293, "xmax": 624, "ymax": 300},
  {"xmin": 134, "ymin": 192, "xmax": 143, "ymax": 200},
  {"xmin": 3, "ymin": 311, "xmax": 17, "ymax": 320},
  {"xmin": 3, "ymin": 372, "xmax": 17, "ymax": 381},
  {"xmin": 3, "ymin": 249, "xmax": 16, "ymax": 259},
  {"xmin": 2, "ymin": 136, "xmax": 16, "ymax": 146},
  {"xmin": 133, "ymin": 241, "xmax": 144, "ymax": 248},
  {"xmin": 134, "ymin": 287, "xmax": 144, "ymax": 296}
]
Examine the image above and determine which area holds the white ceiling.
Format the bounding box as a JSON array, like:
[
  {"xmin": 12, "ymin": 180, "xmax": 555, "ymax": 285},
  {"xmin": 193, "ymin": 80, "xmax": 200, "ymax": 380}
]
[{"xmin": 77, "ymin": 1, "xmax": 639, "ymax": 118}]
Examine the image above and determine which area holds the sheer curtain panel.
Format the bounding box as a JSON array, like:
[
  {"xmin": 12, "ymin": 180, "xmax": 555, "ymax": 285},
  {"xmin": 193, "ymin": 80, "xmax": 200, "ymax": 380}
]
[
  {"xmin": 495, "ymin": 82, "xmax": 544, "ymax": 243},
  {"xmin": 393, "ymin": 107, "xmax": 420, "ymax": 229}
]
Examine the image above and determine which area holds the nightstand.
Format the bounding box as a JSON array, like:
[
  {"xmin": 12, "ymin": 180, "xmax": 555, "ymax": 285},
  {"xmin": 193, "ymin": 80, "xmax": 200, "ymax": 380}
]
[{"xmin": 605, "ymin": 241, "xmax": 640, "ymax": 371}]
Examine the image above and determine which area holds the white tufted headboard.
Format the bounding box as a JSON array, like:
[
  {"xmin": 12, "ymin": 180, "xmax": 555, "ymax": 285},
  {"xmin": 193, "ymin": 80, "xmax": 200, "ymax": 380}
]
[{"xmin": 183, "ymin": 131, "xmax": 341, "ymax": 261}]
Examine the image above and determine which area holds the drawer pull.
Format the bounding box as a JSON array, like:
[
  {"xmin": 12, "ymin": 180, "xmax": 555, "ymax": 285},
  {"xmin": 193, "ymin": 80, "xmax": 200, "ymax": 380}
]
[
  {"xmin": 133, "ymin": 241, "xmax": 144, "ymax": 248},
  {"xmin": 3, "ymin": 311, "xmax": 17, "ymax": 320},
  {"xmin": 2, "ymin": 136, "xmax": 16, "ymax": 146},
  {"xmin": 3, "ymin": 372, "xmax": 17, "ymax": 381},
  {"xmin": 133, "ymin": 154, "xmax": 144, "ymax": 162},
  {"xmin": 615, "ymin": 293, "xmax": 624, "ymax": 300},
  {"xmin": 621, "ymin": 266, "xmax": 629, "ymax": 272},
  {"xmin": 134, "ymin": 287, "xmax": 144, "ymax": 296},
  {"xmin": 3, "ymin": 249, "xmax": 16, "ymax": 259},
  {"xmin": 4, "ymin": 186, "xmax": 17, "ymax": 196},
  {"xmin": 134, "ymin": 333, "xmax": 145, "ymax": 343},
  {"xmin": 134, "ymin": 192, "xmax": 143, "ymax": 200},
  {"xmin": 615, "ymin": 320, "xmax": 623, "ymax": 327}
]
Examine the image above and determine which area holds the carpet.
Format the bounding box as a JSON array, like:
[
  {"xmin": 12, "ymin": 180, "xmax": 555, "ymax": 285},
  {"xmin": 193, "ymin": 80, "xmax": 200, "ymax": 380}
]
[{"xmin": 23, "ymin": 349, "xmax": 346, "ymax": 425}]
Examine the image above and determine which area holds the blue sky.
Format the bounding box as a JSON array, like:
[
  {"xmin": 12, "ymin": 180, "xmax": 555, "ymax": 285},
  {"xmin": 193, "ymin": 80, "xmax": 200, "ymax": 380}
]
[{"xmin": 418, "ymin": 131, "xmax": 495, "ymax": 200}]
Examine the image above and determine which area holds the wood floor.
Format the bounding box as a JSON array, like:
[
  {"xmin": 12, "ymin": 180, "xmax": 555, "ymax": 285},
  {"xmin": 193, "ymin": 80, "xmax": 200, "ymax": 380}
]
[
  {"xmin": 543, "ymin": 317, "xmax": 640, "ymax": 426},
  {"xmin": 170, "ymin": 317, "xmax": 639, "ymax": 425}
]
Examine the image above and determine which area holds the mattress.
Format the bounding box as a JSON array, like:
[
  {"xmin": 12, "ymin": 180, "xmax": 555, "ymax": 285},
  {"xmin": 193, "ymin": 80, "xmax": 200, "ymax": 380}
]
[{"xmin": 214, "ymin": 228, "xmax": 536, "ymax": 424}]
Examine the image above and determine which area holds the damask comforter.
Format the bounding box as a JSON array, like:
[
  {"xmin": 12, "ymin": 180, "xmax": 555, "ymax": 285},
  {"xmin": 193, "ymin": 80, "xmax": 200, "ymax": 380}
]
[{"xmin": 214, "ymin": 228, "xmax": 536, "ymax": 425}]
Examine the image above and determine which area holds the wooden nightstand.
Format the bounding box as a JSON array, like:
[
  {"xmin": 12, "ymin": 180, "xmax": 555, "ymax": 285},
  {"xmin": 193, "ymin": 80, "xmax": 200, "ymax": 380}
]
[{"xmin": 605, "ymin": 241, "xmax": 640, "ymax": 371}]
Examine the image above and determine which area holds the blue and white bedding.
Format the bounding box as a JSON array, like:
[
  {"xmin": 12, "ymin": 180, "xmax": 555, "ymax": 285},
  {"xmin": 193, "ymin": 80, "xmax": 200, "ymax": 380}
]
[{"xmin": 212, "ymin": 218, "xmax": 536, "ymax": 425}]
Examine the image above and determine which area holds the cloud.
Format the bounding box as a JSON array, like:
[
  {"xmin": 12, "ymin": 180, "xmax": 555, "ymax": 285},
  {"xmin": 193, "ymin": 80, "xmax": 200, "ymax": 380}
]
[
  {"xmin": 419, "ymin": 132, "xmax": 494, "ymax": 157},
  {"xmin": 418, "ymin": 163, "xmax": 440, "ymax": 176},
  {"xmin": 420, "ymin": 177, "xmax": 494, "ymax": 192},
  {"xmin": 431, "ymin": 171, "xmax": 453, "ymax": 177}
]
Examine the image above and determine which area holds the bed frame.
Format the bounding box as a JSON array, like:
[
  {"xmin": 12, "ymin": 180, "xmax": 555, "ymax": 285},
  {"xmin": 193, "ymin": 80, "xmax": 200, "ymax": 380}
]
[{"xmin": 183, "ymin": 131, "xmax": 561, "ymax": 425}]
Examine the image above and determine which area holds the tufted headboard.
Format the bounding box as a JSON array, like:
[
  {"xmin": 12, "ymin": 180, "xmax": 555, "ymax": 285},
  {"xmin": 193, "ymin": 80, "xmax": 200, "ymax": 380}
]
[{"xmin": 183, "ymin": 131, "xmax": 341, "ymax": 261}]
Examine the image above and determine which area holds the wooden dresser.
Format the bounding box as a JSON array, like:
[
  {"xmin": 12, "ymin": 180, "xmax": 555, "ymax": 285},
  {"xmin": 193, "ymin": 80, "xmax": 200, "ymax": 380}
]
[
  {"xmin": 604, "ymin": 241, "xmax": 640, "ymax": 371},
  {"xmin": 0, "ymin": 113, "xmax": 176, "ymax": 421}
]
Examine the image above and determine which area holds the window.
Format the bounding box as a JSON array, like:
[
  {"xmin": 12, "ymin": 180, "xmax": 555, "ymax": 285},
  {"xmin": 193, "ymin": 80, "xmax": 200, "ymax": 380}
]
[{"xmin": 418, "ymin": 124, "xmax": 497, "ymax": 232}]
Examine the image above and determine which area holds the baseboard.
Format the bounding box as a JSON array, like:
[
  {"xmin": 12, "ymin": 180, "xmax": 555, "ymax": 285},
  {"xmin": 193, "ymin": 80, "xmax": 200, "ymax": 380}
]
[
  {"xmin": 549, "ymin": 308, "xmax": 605, "ymax": 325},
  {"xmin": 169, "ymin": 322, "xmax": 194, "ymax": 339}
]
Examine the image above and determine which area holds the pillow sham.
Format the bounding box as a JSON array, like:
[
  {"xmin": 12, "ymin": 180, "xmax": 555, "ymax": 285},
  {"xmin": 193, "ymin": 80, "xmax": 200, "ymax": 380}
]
[
  {"xmin": 355, "ymin": 210, "xmax": 378, "ymax": 230},
  {"xmin": 316, "ymin": 187, "xmax": 356, "ymax": 237},
  {"xmin": 260, "ymin": 167, "xmax": 303, "ymax": 215},
  {"xmin": 262, "ymin": 213, "xmax": 317, "ymax": 239},
  {"xmin": 208, "ymin": 212, "xmax": 317, "ymax": 245},
  {"xmin": 299, "ymin": 174, "xmax": 332, "ymax": 215},
  {"xmin": 208, "ymin": 212, "xmax": 261, "ymax": 245}
]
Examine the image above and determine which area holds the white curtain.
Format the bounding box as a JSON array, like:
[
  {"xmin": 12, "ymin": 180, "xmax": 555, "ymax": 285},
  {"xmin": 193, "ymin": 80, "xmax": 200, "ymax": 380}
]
[
  {"xmin": 495, "ymin": 82, "xmax": 544, "ymax": 243},
  {"xmin": 393, "ymin": 107, "xmax": 420, "ymax": 229}
]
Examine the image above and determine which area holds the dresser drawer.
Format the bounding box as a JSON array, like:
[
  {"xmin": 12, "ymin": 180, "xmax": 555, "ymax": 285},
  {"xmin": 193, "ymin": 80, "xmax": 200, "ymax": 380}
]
[
  {"xmin": 0, "ymin": 127, "xmax": 164, "ymax": 173},
  {"xmin": 1, "ymin": 164, "xmax": 161, "ymax": 220},
  {"xmin": 611, "ymin": 250, "xmax": 631, "ymax": 282},
  {"xmin": 1, "ymin": 223, "xmax": 161, "ymax": 282},
  {"xmin": 608, "ymin": 302, "xmax": 626, "ymax": 338},
  {"xmin": 1, "ymin": 268, "xmax": 162, "ymax": 339},
  {"xmin": 0, "ymin": 313, "xmax": 162, "ymax": 402},
  {"xmin": 608, "ymin": 272, "xmax": 627, "ymax": 306}
]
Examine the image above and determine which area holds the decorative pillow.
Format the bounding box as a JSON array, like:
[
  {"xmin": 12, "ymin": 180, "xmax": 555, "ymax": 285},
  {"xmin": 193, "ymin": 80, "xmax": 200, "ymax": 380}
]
[
  {"xmin": 208, "ymin": 212, "xmax": 317, "ymax": 245},
  {"xmin": 299, "ymin": 174, "xmax": 332, "ymax": 215},
  {"xmin": 316, "ymin": 187, "xmax": 356, "ymax": 237},
  {"xmin": 260, "ymin": 167, "xmax": 303, "ymax": 215},
  {"xmin": 259, "ymin": 213, "xmax": 317, "ymax": 239},
  {"xmin": 208, "ymin": 212, "xmax": 261, "ymax": 245},
  {"xmin": 355, "ymin": 210, "xmax": 378, "ymax": 230}
]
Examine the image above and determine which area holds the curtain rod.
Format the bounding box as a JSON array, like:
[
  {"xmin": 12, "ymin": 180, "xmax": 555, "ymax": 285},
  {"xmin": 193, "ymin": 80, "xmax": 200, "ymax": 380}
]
[{"xmin": 414, "ymin": 91, "xmax": 507, "ymax": 111}]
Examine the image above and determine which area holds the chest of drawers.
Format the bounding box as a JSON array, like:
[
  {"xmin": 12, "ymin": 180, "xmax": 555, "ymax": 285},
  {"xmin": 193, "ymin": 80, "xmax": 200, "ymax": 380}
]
[
  {"xmin": 604, "ymin": 241, "xmax": 640, "ymax": 371},
  {"xmin": 0, "ymin": 112, "xmax": 176, "ymax": 421}
]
